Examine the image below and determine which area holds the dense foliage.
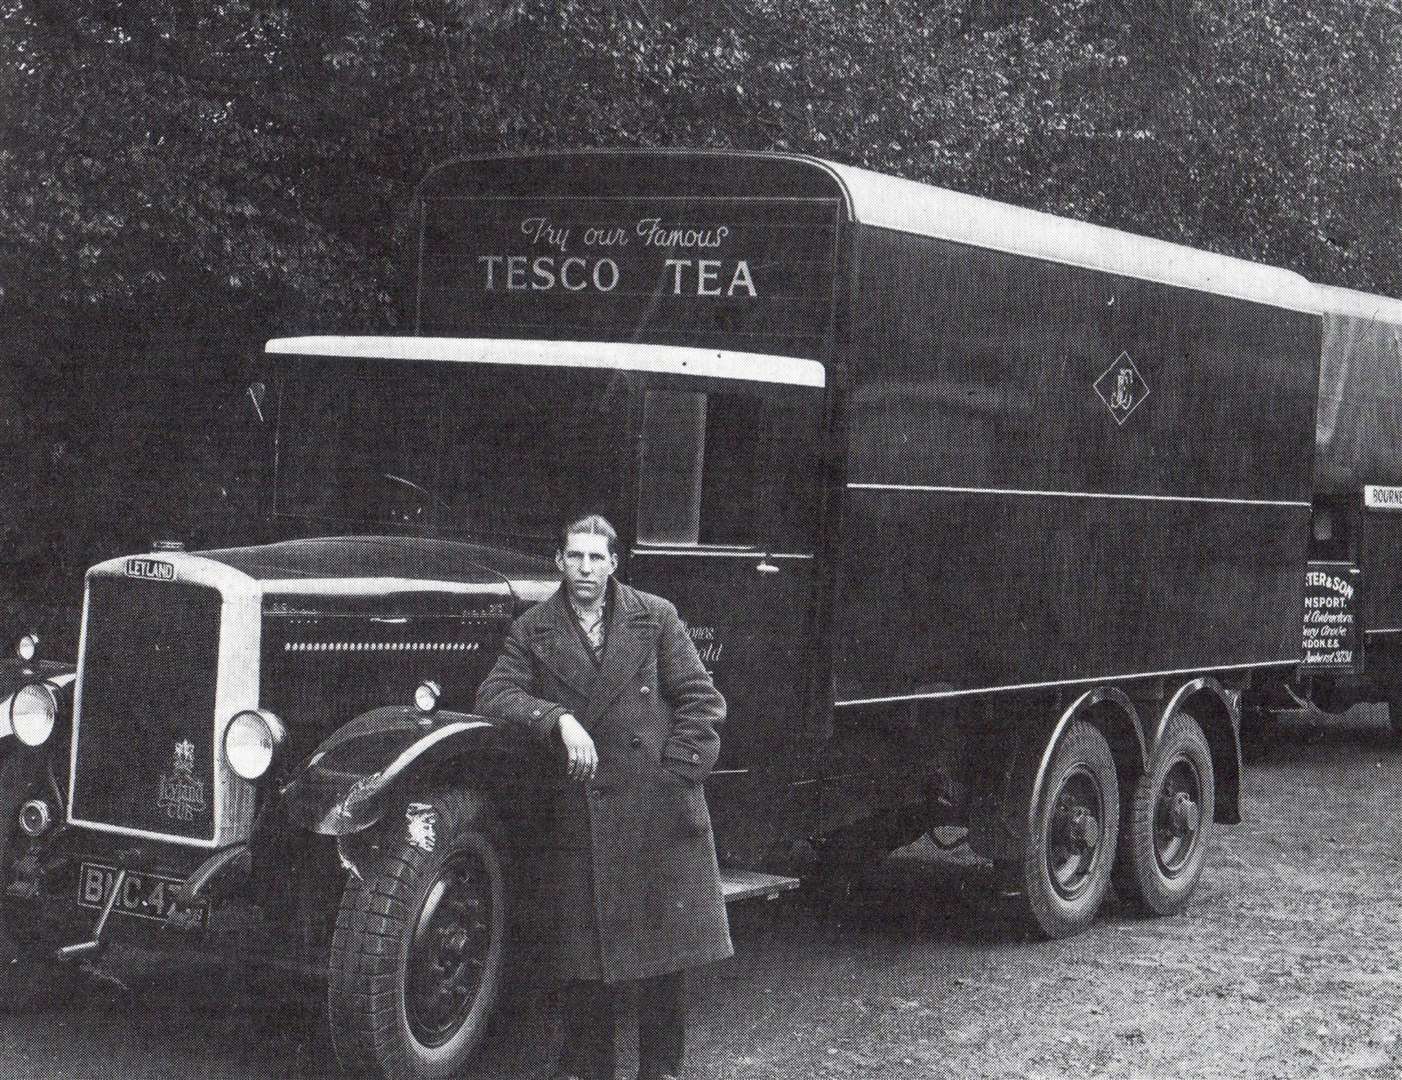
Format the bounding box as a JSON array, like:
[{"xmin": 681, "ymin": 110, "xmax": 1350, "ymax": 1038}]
[{"xmin": 2, "ymin": 0, "xmax": 1402, "ymax": 618}]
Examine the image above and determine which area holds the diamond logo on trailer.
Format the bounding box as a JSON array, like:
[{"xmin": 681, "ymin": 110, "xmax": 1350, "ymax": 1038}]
[
  {"xmin": 1094, "ymin": 351, "xmax": 1149, "ymax": 425},
  {"xmin": 156, "ymin": 739, "xmax": 206, "ymax": 822}
]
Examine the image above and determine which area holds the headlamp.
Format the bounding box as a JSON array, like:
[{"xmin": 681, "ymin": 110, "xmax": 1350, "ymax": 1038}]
[
  {"xmin": 11, "ymin": 683, "xmax": 57, "ymax": 747},
  {"xmin": 223, "ymin": 709, "xmax": 286, "ymax": 781}
]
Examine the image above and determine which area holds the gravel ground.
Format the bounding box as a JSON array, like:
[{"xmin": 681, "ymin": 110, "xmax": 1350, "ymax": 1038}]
[
  {"xmin": 687, "ymin": 705, "xmax": 1402, "ymax": 1080},
  {"xmin": 1, "ymin": 705, "xmax": 1398, "ymax": 1079}
]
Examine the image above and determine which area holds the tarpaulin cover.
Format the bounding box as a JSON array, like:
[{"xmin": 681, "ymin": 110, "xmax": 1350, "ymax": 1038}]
[{"xmin": 1316, "ymin": 312, "xmax": 1402, "ymax": 492}]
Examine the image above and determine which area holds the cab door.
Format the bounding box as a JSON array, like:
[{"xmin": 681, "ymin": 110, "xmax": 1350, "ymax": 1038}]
[{"xmin": 625, "ymin": 381, "xmax": 826, "ymax": 864}]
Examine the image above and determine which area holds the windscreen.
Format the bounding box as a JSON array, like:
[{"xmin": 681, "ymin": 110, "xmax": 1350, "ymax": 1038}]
[{"xmin": 274, "ymin": 359, "xmax": 629, "ymax": 547}]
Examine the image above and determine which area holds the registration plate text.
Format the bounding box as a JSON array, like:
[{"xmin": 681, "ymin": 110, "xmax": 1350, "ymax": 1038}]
[{"xmin": 76, "ymin": 863, "xmax": 201, "ymax": 924}]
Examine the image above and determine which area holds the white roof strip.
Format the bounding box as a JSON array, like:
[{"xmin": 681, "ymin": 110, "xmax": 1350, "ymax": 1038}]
[
  {"xmin": 266, "ymin": 336, "xmax": 826, "ymax": 388},
  {"xmin": 259, "ymin": 576, "xmax": 493, "ymax": 597},
  {"xmin": 819, "ymin": 159, "xmax": 1320, "ymax": 314},
  {"xmin": 1314, "ymin": 283, "xmax": 1402, "ymax": 325}
]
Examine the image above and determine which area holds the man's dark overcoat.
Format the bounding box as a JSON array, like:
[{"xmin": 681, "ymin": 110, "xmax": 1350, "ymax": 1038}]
[{"xmin": 475, "ymin": 580, "xmax": 732, "ymax": 984}]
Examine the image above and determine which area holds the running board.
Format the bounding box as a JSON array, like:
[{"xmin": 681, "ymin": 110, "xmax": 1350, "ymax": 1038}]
[{"xmin": 720, "ymin": 869, "xmax": 799, "ymax": 903}]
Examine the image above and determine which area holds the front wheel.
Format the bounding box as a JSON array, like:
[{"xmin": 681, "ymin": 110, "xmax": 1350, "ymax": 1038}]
[
  {"xmin": 1113, "ymin": 714, "xmax": 1215, "ymax": 916},
  {"xmin": 328, "ymin": 789, "xmax": 508, "ymax": 1080},
  {"xmin": 999, "ymin": 720, "xmax": 1120, "ymax": 939}
]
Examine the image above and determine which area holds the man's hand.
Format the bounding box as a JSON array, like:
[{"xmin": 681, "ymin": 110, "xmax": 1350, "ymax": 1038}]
[{"xmin": 557, "ymin": 713, "xmax": 598, "ymax": 781}]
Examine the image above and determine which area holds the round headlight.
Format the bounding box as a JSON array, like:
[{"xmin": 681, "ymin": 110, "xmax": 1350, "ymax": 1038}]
[
  {"xmin": 11, "ymin": 683, "xmax": 56, "ymax": 747},
  {"xmin": 414, "ymin": 680, "xmax": 442, "ymax": 714},
  {"xmin": 16, "ymin": 634, "xmax": 38, "ymax": 663},
  {"xmin": 223, "ymin": 709, "xmax": 285, "ymax": 781}
]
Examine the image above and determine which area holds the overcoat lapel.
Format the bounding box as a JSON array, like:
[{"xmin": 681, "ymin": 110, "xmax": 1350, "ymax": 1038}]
[
  {"xmin": 585, "ymin": 583, "xmax": 659, "ymax": 723},
  {"xmin": 527, "ymin": 589, "xmax": 599, "ymax": 702}
]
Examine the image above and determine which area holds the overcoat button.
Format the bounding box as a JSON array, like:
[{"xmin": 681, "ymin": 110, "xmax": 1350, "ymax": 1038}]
[
  {"xmin": 640, "ymin": 686, "xmax": 651, "ymax": 695},
  {"xmin": 691, "ymin": 752, "xmax": 700, "ymax": 763},
  {"xmin": 630, "ymin": 736, "xmax": 642, "ymax": 747}
]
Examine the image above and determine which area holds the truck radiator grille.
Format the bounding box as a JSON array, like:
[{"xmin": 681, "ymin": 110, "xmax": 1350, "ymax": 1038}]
[{"xmin": 70, "ymin": 577, "xmax": 222, "ymax": 843}]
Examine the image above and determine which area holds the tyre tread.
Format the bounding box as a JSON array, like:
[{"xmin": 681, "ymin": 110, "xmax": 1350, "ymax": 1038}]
[{"xmin": 1113, "ymin": 713, "xmax": 1215, "ymax": 917}]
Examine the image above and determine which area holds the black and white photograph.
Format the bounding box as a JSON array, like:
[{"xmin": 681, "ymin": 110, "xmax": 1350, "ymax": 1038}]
[{"xmin": 3, "ymin": 3, "xmax": 1402, "ymax": 1077}]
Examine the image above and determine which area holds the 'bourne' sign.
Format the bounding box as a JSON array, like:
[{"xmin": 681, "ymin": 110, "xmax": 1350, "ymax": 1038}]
[
  {"xmin": 416, "ymin": 196, "xmax": 841, "ymax": 359},
  {"xmin": 1364, "ymin": 485, "xmax": 1402, "ymax": 510}
]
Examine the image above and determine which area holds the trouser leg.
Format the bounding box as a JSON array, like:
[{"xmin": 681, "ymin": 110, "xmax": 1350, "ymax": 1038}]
[
  {"xmin": 636, "ymin": 969, "xmax": 687, "ymax": 1080},
  {"xmin": 559, "ymin": 979, "xmax": 619, "ymax": 1080}
]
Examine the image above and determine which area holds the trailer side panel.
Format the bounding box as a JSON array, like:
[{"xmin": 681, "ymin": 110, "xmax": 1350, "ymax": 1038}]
[{"xmin": 835, "ymin": 228, "xmax": 1319, "ymax": 704}]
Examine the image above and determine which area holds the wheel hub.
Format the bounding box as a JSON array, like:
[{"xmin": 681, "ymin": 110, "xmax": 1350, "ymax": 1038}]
[
  {"xmin": 1046, "ymin": 766, "xmax": 1106, "ymax": 901},
  {"xmin": 406, "ymin": 853, "xmax": 494, "ymax": 1049},
  {"xmin": 1068, "ymin": 808, "xmax": 1100, "ymax": 852},
  {"xmin": 1167, "ymin": 791, "xmax": 1199, "ymax": 837},
  {"xmin": 1154, "ymin": 756, "xmax": 1205, "ymax": 877},
  {"xmin": 1052, "ymin": 798, "xmax": 1101, "ymax": 855}
]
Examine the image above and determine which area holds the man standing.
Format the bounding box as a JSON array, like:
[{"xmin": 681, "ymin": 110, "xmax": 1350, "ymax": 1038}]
[{"xmin": 475, "ymin": 514, "xmax": 731, "ymax": 1080}]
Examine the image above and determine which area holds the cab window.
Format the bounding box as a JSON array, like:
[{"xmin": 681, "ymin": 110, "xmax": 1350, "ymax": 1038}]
[{"xmin": 636, "ymin": 386, "xmax": 820, "ymax": 551}]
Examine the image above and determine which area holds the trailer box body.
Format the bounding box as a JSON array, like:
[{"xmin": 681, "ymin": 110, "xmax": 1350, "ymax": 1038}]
[
  {"xmin": 414, "ymin": 150, "xmax": 1322, "ymax": 717},
  {"xmin": 835, "ymin": 188, "xmax": 1320, "ymax": 706}
]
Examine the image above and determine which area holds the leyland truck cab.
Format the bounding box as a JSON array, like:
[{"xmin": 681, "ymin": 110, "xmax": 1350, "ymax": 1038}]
[{"xmin": 262, "ymin": 333, "xmax": 831, "ymax": 864}]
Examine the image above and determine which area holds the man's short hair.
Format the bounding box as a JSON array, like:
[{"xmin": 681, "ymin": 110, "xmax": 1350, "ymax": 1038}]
[{"xmin": 558, "ymin": 514, "xmax": 618, "ymax": 555}]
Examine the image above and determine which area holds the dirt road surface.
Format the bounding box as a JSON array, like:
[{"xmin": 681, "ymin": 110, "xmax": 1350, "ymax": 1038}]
[{"xmin": 1, "ymin": 706, "xmax": 1398, "ymax": 1079}]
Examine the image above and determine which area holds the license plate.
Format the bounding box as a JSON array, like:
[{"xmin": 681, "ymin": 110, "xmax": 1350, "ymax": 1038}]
[{"xmin": 76, "ymin": 862, "xmax": 203, "ymax": 925}]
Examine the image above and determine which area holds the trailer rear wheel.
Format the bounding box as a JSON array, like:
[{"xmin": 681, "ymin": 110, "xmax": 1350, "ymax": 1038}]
[
  {"xmin": 1113, "ymin": 714, "xmax": 1214, "ymax": 916},
  {"xmin": 1000, "ymin": 721, "xmax": 1119, "ymax": 939}
]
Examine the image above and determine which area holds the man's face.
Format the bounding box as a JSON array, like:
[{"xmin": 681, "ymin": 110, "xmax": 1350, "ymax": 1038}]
[{"xmin": 556, "ymin": 531, "xmax": 617, "ymax": 606}]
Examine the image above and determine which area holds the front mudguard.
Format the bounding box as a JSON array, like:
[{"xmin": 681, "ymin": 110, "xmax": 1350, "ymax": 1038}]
[{"xmin": 281, "ymin": 706, "xmax": 508, "ymax": 837}]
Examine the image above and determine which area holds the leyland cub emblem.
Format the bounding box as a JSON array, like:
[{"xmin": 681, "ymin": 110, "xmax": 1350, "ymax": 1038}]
[
  {"xmin": 1093, "ymin": 351, "xmax": 1149, "ymax": 425},
  {"xmin": 157, "ymin": 738, "xmax": 207, "ymax": 822}
]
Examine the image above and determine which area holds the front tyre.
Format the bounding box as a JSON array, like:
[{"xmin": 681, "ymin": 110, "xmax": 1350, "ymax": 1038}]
[
  {"xmin": 328, "ymin": 789, "xmax": 507, "ymax": 1080},
  {"xmin": 1000, "ymin": 721, "xmax": 1120, "ymax": 939},
  {"xmin": 1113, "ymin": 714, "xmax": 1215, "ymax": 916}
]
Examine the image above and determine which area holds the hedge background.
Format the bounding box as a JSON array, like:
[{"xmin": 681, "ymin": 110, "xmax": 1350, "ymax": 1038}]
[{"xmin": 3, "ymin": 0, "xmax": 1401, "ymax": 634}]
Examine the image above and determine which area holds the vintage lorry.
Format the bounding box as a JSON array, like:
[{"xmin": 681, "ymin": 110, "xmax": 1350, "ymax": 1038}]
[{"xmin": 0, "ymin": 150, "xmax": 1396, "ymax": 1077}]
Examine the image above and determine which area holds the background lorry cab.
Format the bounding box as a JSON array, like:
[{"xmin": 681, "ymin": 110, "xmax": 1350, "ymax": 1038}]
[
  {"xmin": 1292, "ymin": 286, "xmax": 1402, "ymax": 725},
  {"xmin": 0, "ymin": 149, "xmax": 1392, "ymax": 1080}
]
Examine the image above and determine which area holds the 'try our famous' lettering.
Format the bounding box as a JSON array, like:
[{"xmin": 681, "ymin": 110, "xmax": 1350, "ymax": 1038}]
[{"xmin": 475, "ymin": 213, "xmax": 758, "ymax": 298}]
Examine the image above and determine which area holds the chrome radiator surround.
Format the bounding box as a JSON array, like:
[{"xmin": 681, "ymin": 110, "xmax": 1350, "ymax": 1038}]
[{"xmin": 67, "ymin": 554, "xmax": 262, "ymax": 849}]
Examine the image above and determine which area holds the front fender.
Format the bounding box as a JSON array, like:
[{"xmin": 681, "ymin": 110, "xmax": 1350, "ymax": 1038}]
[
  {"xmin": 281, "ymin": 706, "xmax": 500, "ymax": 836},
  {"xmin": 0, "ymin": 658, "xmax": 73, "ymax": 698}
]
